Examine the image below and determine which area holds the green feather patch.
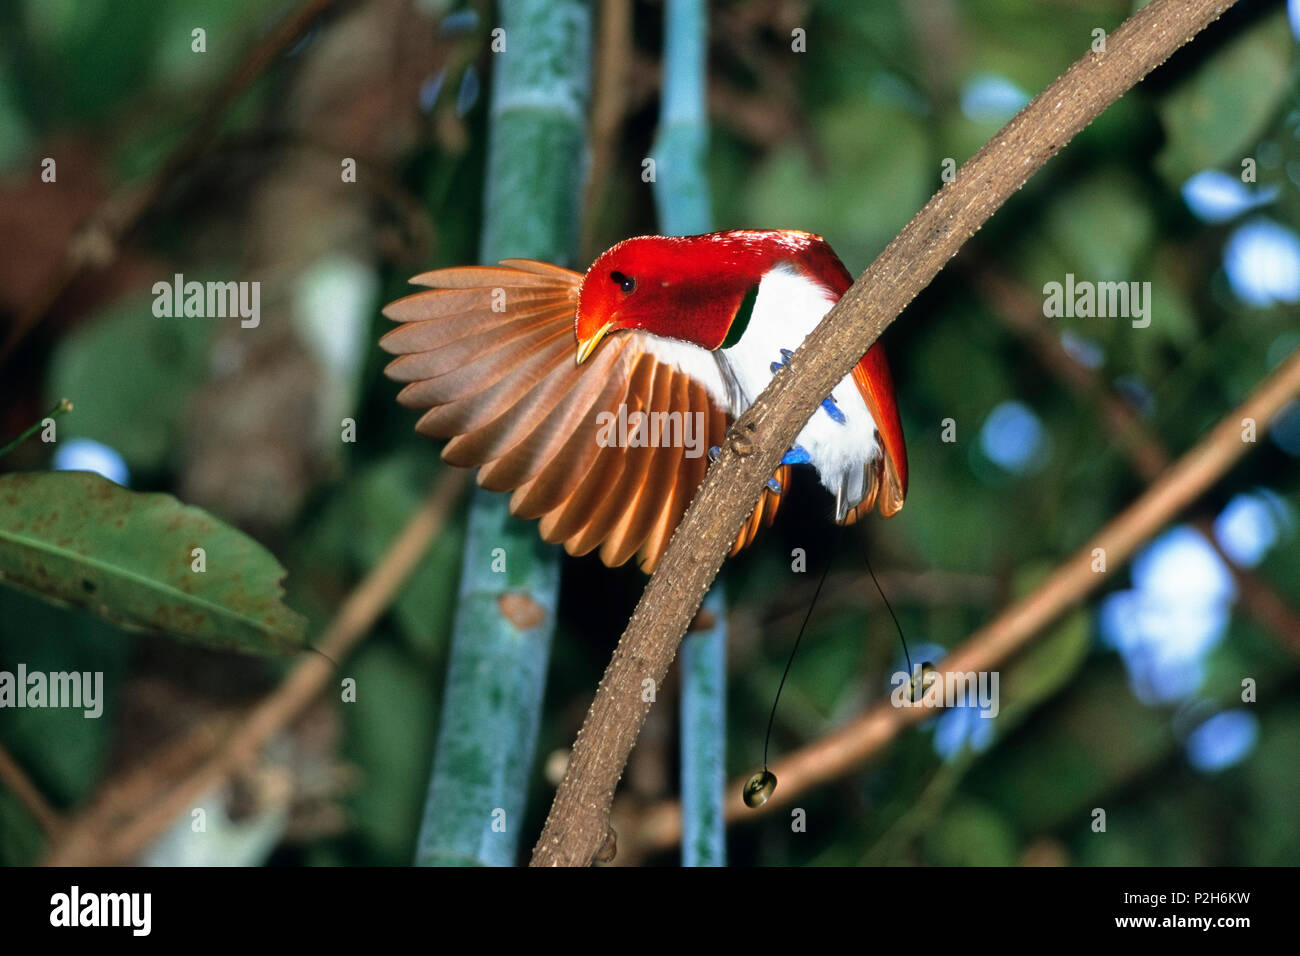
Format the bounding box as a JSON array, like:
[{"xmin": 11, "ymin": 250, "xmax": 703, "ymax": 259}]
[{"xmin": 721, "ymin": 283, "xmax": 760, "ymax": 350}]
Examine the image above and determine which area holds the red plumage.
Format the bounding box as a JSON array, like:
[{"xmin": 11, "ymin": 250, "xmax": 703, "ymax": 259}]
[{"xmin": 381, "ymin": 230, "xmax": 908, "ymax": 570}]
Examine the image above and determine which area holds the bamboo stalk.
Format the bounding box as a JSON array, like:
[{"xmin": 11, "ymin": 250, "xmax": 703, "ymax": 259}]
[
  {"xmin": 415, "ymin": 0, "xmax": 591, "ymax": 867},
  {"xmin": 678, "ymin": 588, "xmax": 727, "ymax": 866},
  {"xmin": 416, "ymin": 490, "xmax": 563, "ymax": 866}
]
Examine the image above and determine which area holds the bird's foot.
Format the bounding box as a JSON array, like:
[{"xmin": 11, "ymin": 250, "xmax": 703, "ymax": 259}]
[
  {"xmin": 769, "ymin": 349, "xmax": 796, "ymax": 375},
  {"xmin": 766, "ymin": 477, "xmax": 783, "ymax": 494},
  {"xmin": 780, "ymin": 445, "xmax": 812, "ymax": 466},
  {"xmin": 708, "ymin": 445, "xmax": 722, "ymax": 463},
  {"xmin": 821, "ymin": 395, "xmax": 846, "ymax": 425}
]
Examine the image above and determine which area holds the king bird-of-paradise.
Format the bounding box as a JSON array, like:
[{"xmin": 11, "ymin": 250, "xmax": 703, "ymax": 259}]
[{"xmin": 380, "ymin": 229, "xmax": 908, "ymax": 572}]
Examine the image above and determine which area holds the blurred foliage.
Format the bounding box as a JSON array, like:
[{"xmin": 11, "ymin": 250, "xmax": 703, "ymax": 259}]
[
  {"xmin": 0, "ymin": 0, "xmax": 1297, "ymax": 867},
  {"xmin": 46, "ymin": 295, "xmax": 214, "ymax": 473},
  {"xmin": 1156, "ymin": 6, "xmax": 1294, "ymax": 183}
]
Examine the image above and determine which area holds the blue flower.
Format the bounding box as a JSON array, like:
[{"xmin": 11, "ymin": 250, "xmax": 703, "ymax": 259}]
[
  {"xmin": 53, "ymin": 439, "xmax": 130, "ymax": 487},
  {"xmin": 1099, "ymin": 527, "xmax": 1235, "ymax": 705},
  {"xmin": 960, "ymin": 74, "xmax": 1030, "ymax": 123},
  {"xmin": 1181, "ymin": 170, "xmax": 1278, "ymax": 224},
  {"xmin": 1185, "ymin": 710, "xmax": 1258, "ymax": 772},
  {"xmin": 979, "ymin": 400, "xmax": 1048, "ymax": 474},
  {"xmin": 1223, "ymin": 219, "xmax": 1300, "ymax": 307}
]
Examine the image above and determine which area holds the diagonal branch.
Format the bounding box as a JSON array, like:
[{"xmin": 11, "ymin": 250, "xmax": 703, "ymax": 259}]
[
  {"xmin": 530, "ymin": 0, "xmax": 1243, "ymax": 867},
  {"xmin": 976, "ymin": 267, "xmax": 1300, "ymax": 659},
  {"xmin": 621, "ymin": 345, "xmax": 1300, "ymax": 858}
]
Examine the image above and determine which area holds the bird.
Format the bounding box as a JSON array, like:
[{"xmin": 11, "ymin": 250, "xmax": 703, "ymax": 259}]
[{"xmin": 380, "ymin": 228, "xmax": 907, "ymax": 572}]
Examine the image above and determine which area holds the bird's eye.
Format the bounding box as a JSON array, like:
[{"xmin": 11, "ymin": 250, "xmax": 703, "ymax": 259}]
[{"xmin": 610, "ymin": 271, "xmax": 636, "ymax": 294}]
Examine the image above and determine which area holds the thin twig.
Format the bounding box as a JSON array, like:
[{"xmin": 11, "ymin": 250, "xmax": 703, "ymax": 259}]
[
  {"xmin": 625, "ymin": 347, "xmax": 1300, "ymax": 856},
  {"xmin": 0, "ymin": 398, "xmax": 72, "ymax": 459},
  {"xmin": 530, "ymin": 0, "xmax": 1244, "ymax": 867},
  {"xmin": 43, "ymin": 468, "xmax": 467, "ymax": 865}
]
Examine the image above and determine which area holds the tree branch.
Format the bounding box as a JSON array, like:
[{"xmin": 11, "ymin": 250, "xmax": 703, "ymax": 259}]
[
  {"xmin": 976, "ymin": 267, "xmax": 1300, "ymax": 659},
  {"xmin": 530, "ymin": 0, "xmax": 1243, "ymax": 867},
  {"xmin": 624, "ymin": 345, "xmax": 1300, "ymax": 857}
]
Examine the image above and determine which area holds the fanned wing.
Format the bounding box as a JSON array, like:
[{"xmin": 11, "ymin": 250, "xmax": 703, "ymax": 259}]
[
  {"xmin": 381, "ymin": 261, "xmax": 786, "ymax": 570},
  {"xmin": 840, "ymin": 344, "xmax": 909, "ymax": 524}
]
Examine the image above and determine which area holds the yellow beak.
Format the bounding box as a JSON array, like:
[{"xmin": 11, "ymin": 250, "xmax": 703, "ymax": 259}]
[{"xmin": 576, "ymin": 321, "xmax": 614, "ymax": 365}]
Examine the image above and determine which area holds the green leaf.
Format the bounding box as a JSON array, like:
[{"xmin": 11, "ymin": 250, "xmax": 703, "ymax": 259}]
[
  {"xmin": 997, "ymin": 604, "xmax": 1091, "ymax": 727},
  {"xmin": 0, "ymin": 471, "xmax": 306, "ymax": 654},
  {"xmin": 1154, "ymin": 8, "xmax": 1294, "ymax": 186},
  {"xmin": 0, "ymin": 789, "xmax": 44, "ymax": 866},
  {"xmin": 1243, "ymin": 705, "xmax": 1300, "ymax": 865},
  {"xmin": 968, "ymin": 664, "xmax": 1173, "ymax": 833}
]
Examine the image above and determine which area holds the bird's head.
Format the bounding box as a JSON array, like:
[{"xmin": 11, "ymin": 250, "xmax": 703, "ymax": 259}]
[{"xmin": 575, "ymin": 233, "xmax": 787, "ymax": 363}]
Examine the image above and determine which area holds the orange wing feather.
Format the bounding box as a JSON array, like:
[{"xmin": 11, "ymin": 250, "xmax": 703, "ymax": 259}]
[{"xmin": 380, "ymin": 262, "xmax": 786, "ymax": 569}]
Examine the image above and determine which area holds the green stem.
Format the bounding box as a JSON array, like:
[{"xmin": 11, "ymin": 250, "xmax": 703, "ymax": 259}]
[
  {"xmin": 0, "ymin": 399, "xmax": 73, "ymax": 459},
  {"xmin": 415, "ymin": 0, "xmax": 590, "ymax": 867}
]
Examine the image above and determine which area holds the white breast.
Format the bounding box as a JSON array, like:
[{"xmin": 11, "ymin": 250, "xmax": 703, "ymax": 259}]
[
  {"xmin": 718, "ymin": 265, "xmax": 882, "ymax": 514},
  {"xmin": 632, "ymin": 264, "xmax": 882, "ymax": 518}
]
